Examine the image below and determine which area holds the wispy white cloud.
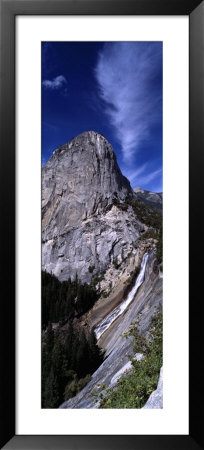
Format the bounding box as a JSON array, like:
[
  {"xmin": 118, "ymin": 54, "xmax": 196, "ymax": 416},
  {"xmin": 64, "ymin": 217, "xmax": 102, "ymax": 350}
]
[
  {"xmin": 136, "ymin": 168, "xmax": 162, "ymax": 187},
  {"xmin": 42, "ymin": 75, "xmax": 67, "ymax": 90},
  {"xmin": 95, "ymin": 42, "xmax": 162, "ymax": 162},
  {"xmin": 123, "ymin": 163, "xmax": 148, "ymax": 183},
  {"xmin": 42, "ymin": 121, "xmax": 58, "ymax": 131},
  {"xmin": 123, "ymin": 165, "xmax": 162, "ymax": 190}
]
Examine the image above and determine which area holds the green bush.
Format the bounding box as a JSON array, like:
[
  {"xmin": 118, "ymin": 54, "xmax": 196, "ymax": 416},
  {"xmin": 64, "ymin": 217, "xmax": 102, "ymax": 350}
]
[
  {"xmin": 156, "ymin": 228, "xmax": 163, "ymax": 264},
  {"xmin": 91, "ymin": 270, "xmax": 106, "ymax": 287},
  {"xmin": 99, "ymin": 311, "xmax": 163, "ymax": 408},
  {"xmin": 138, "ymin": 229, "xmax": 157, "ymax": 241},
  {"xmin": 64, "ymin": 374, "xmax": 91, "ymax": 400},
  {"xmin": 113, "ymin": 258, "xmax": 120, "ymax": 269}
]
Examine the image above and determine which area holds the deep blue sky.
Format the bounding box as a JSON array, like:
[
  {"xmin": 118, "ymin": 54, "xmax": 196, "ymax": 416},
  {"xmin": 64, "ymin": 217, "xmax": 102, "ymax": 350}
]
[{"xmin": 42, "ymin": 42, "xmax": 162, "ymax": 192}]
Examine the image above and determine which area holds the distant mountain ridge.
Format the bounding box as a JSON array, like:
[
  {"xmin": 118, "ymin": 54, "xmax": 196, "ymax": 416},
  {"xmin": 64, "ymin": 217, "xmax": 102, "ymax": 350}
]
[{"xmin": 134, "ymin": 186, "xmax": 162, "ymax": 210}]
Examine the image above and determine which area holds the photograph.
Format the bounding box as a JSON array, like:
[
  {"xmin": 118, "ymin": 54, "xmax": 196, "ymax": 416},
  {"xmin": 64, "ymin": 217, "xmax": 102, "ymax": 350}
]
[
  {"xmin": 41, "ymin": 41, "xmax": 163, "ymax": 409},
  {"xmin": 1, "ymin": 0, "xmax": 203, "ymax": 446}
]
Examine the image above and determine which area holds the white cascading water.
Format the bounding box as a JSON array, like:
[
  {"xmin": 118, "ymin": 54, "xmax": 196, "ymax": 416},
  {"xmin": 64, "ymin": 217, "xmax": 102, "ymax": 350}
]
[{"xmin": 94, "ymin": 252, "xmax": 148, "ymax": 340}]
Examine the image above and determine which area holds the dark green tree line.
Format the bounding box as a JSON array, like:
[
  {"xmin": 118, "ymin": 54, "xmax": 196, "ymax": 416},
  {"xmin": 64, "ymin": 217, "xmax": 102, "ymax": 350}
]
[
  {"xmin": 42, "ymin": 323, "xmax": 103, "ymax": 408},
  {"xmin": 42, "ymin": 271, "xmax": 98, "ymax": 329}
]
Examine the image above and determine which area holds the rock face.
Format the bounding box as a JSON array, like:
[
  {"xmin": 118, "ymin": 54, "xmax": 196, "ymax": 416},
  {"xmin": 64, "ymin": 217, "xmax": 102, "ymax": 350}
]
[
  {"xmin": 60, "ymin": 249, "xmax": 162, "ymax": 409},
  {"xmin": 143, "ymin": 366, "xmax": 163, "ymax": 409},
  {"xmin": 42, "ymin": 130, "xmax": 163, "ymax": 409},
  {"xmin": 42, "ymin": 131, "xmax": 142, "ymax": 283}
]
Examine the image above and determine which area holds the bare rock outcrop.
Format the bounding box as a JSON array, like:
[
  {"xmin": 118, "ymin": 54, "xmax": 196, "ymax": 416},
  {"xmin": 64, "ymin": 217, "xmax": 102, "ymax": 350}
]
[
  {"xmin": 42, "ymin": 131, "xmax": 142, "ymax": 283},
  {"xmin": 143, "ymin": 366, "xmax": 163, "ymax": 409}
]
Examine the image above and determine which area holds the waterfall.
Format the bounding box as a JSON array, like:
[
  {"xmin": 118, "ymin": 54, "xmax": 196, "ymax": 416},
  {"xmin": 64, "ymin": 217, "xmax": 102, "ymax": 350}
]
[{"xmin": 95, "ymin": 252, "xmax": 148, "ymax": 340}]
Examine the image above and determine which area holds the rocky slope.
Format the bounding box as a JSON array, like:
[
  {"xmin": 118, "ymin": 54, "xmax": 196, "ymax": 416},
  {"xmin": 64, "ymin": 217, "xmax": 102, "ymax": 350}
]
[{"xmin": 60, "ymin": 248, "xmax": 162, "ymax": 408}]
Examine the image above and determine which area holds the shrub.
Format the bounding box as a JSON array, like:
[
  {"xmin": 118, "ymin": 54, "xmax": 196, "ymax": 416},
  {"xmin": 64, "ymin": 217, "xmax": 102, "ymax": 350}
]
[
  {"xmin": 113, "ymin": 258, "xmax": 120, "ymax": 269},
  {"xmin": 99, "ymin": 311, "xmax": 163, "ymax": 408},
  {"xmin": 156, "ymin": 228, "xmax": 163, "ymax": 264},
  {"xmin": 64, "ymin": 374, "xmax": 91, "ymax": 401},
  {"xmin": 89, "ymin": 265, "xmax": 95, "ymax": 273}
]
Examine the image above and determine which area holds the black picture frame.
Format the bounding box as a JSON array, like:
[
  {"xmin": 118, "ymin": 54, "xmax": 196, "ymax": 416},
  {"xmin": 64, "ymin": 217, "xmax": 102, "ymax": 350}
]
[{"xmin": 0, "ymin": 0, "xmax": 203, "ymax": 449}]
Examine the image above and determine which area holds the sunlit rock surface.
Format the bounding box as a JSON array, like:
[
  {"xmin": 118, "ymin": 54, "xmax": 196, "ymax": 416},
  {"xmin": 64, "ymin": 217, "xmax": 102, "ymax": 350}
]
[
  {"xmin": 41, "ymin": 131, "xmax": 144, "ymax": 283},
  {"xmin": 60, "ymin": 250, "xmax": 162, "ymax": 409}
]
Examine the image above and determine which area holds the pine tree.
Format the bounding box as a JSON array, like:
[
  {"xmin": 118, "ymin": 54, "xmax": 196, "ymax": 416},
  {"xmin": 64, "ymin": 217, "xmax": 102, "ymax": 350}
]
[
  {"xmin": 76, "ymin": 329, "xmax": 89, "ymax": 378},
  {"xmin": 65, "ymin": 323, "xmax": 75, "ymax": 368},
  {"xmin": 52, "ymin": 331, "xmax": 67, "ymax": 401},
  {"xmin": 46, "ymin": 322, "xmax": 54, "ymax": 354},
  {"xmin": 43, "ymin": 367, "xmax": 60, "ymax": 408}
]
